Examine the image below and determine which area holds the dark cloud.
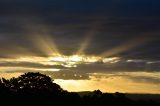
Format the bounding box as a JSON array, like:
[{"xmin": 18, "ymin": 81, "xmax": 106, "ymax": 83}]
[
  {"xmin": 0, "ymin": 0, "xmax": 160, "ymax": 72},
  {"xmin": 1, "ymin": 58, "xmax": 159, "ymax": 80},
  {"xmin": 127, "ymin": 76, "xmax": 160, "ymax": 84},
  {"xmin": 70, "ymin": 60, "xmax": 160, "ymax": 74},
  {"xmin": 45, "ymin": 71, "xmax": 90, "ymax": 80},
  {"xmin": 44, "ymin": 59, "xmax": 160, "ymax": 80},
  {"xmin": 0, "ymin": 61, "xmax": 65, "ymax": 69}
]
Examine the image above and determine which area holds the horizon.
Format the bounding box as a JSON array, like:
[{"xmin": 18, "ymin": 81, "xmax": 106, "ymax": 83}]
[{"xmin": 1, "ymin": 72, "xmax": 160, "ymax": 95}]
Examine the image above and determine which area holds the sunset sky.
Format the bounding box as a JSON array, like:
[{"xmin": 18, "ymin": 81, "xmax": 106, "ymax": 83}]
[{"xmin": 0, "ymin": 0, "xmax": 160, "ymax": 93}]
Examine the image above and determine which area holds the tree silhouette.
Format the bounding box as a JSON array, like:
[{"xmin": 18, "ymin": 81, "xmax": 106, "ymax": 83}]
[
  {"xmin": 1, "ymin": 72, "xmax": 62, "ymax": 95},
  {"xmin": 0, "ymin": 72, "xmax": 159, "ymax": 106},
  {"xmin": 0, "ymin": 79, "xmax": 10, "ymax": 95}
]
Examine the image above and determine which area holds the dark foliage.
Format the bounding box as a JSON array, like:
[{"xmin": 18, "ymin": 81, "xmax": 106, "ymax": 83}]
[{"xmin": 0, "ymin": 72, "xmax": 159, "ymax": 106}]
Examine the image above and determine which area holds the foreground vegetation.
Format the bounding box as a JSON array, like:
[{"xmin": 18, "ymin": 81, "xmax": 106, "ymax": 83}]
[{"xmin": 0, "ymin": 72, "xmax": 159, "ymax": 106}]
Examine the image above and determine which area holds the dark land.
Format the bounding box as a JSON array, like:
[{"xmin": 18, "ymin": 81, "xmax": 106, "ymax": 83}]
[
  {"xmin": 78, "ymin": 91, "xmax": 160, "ymax": 102},
  {"xmin": 0, "ymin": 72, "xmax": 159, "ymax": 106}
]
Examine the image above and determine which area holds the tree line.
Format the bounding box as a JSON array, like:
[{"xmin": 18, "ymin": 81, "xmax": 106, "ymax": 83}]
[{"xmin": 0, "ymin": 72, "xmax": 159, "ymax": 106}]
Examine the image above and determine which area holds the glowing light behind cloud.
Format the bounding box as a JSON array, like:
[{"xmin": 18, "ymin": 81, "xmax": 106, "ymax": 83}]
[
  {"xmin": 0, "ymin": 28, "xmax": 159, "ymax": 93},
  {"xmin": 0, "ymin": 0, "xmax": 160, "ymax": 94},
  {"xmin": 0, "ymin": 55, "xmax": 160, "ymax": 93},
  {"xmin": 102, "ymin": 57, "xmax": 120, "ymax": 63}
]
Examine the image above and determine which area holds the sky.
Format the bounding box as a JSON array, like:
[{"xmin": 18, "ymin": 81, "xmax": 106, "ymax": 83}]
[{"xmin": 0, "ymin": 0, "xmax": 160, "ymax": 93}]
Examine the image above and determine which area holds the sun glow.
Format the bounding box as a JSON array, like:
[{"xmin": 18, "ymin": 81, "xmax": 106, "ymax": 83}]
[
  {"xmin": 48, "ymin": 55, "xmax": 102, "ymax": 67},
  {"xmin": 0, "ymin": 54, "xmax": 121, "ymax": 69},
  {"xmin": 102, "ymin": 57, "xmax": 120, "ymax": 63},
  {"xmin": 49, "ymin": 55, "xmax": 82, "ymax": 62}
]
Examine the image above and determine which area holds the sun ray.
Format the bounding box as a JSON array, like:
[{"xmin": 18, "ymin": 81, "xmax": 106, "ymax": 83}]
[
  {"xmin": 24, "ymin": 21, "xmax": 61, "ymax": 57},
  {"xmin": 30, "ymin": 33, "xmax": 61, "ymax": 56},
  {"xmin": 76, "ymin": 22, "xmax": 102, "ymax": 55},
  {"xmin": 100, "ymin": 35, "xmax": 151, "ymax": 58},
  {"xmin": 76, "ymin": 35, "xmax": 92, "ymax": 55}
]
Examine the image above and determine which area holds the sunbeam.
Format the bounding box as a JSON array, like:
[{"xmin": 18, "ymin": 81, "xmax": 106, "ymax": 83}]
[
  {"xmin": 76, "ymin": 22, "xmax": 102, "ymax": 55},
  {"xmin": 76, "ymin": 35, "xmax": 92, "ymax": 55},
  {"xmin": 31, "ymin": 34, "xmax": 61, "ymax": 56},
  {"xmin": 100, "ymin": 35, "xmax": 151, "ymax": 58}
]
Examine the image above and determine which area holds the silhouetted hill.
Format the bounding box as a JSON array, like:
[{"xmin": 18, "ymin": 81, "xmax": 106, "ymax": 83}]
[
  {"xmin": 126, "ymin": 94, "xmax": 160, "ymax": 102},
  {"xmin": 0, "ymin": 72, "xmax": 159, "ymax": 106},
  {"xmin": 78, "ymin": 92, "xmax": 160, "ymax": 103}
]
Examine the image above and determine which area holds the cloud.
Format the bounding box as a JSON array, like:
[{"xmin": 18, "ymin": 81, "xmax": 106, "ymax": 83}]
[
  {"xmin": 87, "ymin": 72, "xmax": 160, "ymax": 84},
  {"xmin": 0, "ymin": 56, "xmax": 160, "ymax": 80},
  {"xmin": 2, "ymin": 16, "xmax": 159, "ymax": 57},
  {"xmin": 0, "ymin": 0, "xmax": 160, "ymax": 79},
  {"xmin": 0, "ymin": 61, "xmax": 65, "ymax": 69},
  {"xmin": 128, "ymin": 76, "xmax": 160, "ymax": 84},
  {"xmin": 0, "ymin": 0, "xmax": 160, "ymax": 58},
  {"xmin": 0, "ymin": 0, "xmax": 160, "ymax": 93},
  {"xmin": 44, "ymin": 71, "xmax": 90, "ymax": 80}
]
